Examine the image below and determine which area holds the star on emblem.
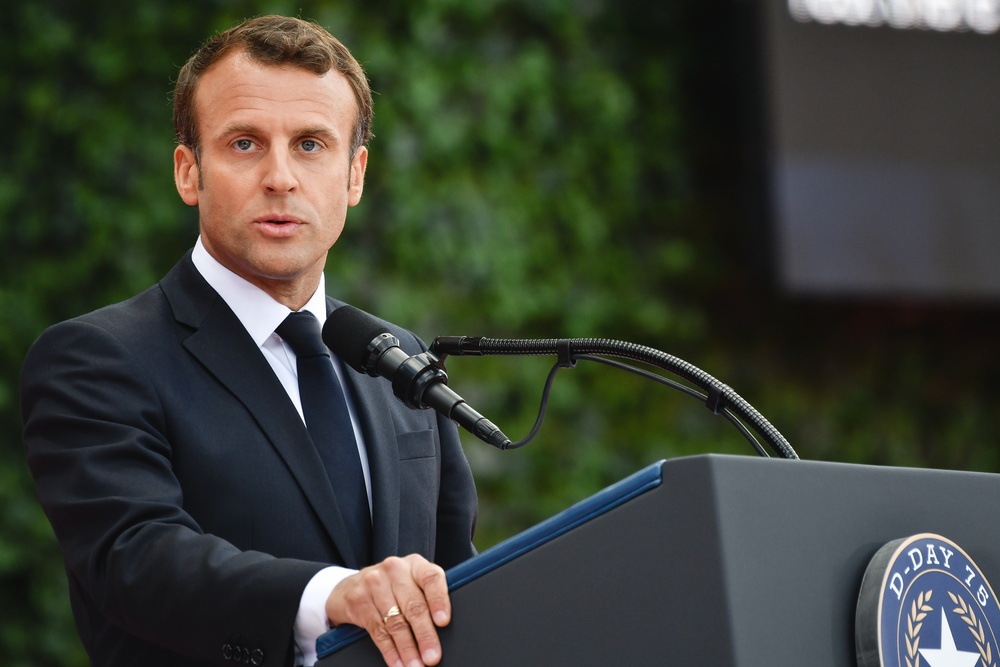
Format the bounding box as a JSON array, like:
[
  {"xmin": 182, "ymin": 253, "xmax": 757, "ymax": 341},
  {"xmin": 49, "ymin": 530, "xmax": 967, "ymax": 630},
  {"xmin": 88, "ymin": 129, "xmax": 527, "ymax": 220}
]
[{"xmin": 919, "ymin": 607, "xmax": 981, "ymax": 667}]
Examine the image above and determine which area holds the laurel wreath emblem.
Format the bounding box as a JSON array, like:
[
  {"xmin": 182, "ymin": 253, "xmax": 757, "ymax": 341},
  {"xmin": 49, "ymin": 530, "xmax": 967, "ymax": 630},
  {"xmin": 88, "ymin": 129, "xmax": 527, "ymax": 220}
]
[
  {"xmin": 905, "ymin": 590, "xmax": 934, "ymax": 667},
  {"xmin": 949, "ymin": 591, "xmax": 996, "ymax": 667}
]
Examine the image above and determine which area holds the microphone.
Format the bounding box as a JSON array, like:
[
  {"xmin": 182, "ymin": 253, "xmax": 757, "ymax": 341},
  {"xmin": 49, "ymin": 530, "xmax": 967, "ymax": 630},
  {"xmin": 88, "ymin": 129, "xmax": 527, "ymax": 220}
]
[{"xmin": 322, "ymin": 306, "xmax": 513, "ymax": 449}]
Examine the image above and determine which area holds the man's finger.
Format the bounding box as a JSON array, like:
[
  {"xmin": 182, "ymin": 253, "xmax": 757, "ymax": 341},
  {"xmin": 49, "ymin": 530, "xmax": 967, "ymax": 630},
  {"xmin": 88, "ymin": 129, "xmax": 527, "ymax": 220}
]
[
  {"xmin": 360, "ymin": 561, "xmax": 424, "ymax": 667},
  {"xmin": 376, "ymin": 601, "xmax": 421, "ymax": 667},
  {"xmin": 411, "ymin": 557, "xmax": 451, "ymax": 627},
  {"xmin": 390, "ymin": 557, "xmax": 448, "ymax": 665}
]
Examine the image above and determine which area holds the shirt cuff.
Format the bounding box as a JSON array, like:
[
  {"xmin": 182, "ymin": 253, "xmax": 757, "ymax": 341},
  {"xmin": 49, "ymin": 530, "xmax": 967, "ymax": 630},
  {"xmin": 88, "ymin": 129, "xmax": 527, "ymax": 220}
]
[{"xmin": 294, "ymin": 566, "xmax": 356, "ymax": 666}]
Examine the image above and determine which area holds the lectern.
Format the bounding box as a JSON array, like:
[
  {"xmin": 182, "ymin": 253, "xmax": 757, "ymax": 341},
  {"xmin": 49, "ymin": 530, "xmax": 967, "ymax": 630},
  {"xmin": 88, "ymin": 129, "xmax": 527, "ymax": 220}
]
[{"xmin": 317, "ymin": 454, "xmax": 1000, "ymax": 666}]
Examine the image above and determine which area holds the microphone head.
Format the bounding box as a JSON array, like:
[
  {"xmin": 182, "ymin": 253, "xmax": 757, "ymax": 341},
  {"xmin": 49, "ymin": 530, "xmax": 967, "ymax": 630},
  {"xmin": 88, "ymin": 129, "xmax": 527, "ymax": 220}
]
[{"xmin": 322, "ymin": 305, "xmax": 393, "ymax": 375}]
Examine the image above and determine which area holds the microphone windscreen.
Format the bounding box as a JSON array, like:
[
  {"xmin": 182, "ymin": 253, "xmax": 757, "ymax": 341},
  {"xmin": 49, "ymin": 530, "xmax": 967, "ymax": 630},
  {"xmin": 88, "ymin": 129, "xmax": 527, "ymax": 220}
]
[{"xmin": 322, "ymin": 305, "xmax": 389, "ymax": 374}]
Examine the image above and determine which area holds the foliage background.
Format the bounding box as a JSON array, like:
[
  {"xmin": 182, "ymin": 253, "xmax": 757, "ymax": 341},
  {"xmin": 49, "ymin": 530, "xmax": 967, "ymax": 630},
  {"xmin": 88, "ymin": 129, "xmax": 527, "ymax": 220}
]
[{"xmin": 2, "ymin": 0, "xmax": 998, "ymax": 664}]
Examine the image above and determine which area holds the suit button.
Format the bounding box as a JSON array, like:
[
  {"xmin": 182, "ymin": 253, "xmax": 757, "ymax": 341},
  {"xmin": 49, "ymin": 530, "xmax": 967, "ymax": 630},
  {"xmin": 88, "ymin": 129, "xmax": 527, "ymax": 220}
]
[
  {"xmin": 241, "ymin": 646, "xmax": 251, "ymax": 663},
  {"xmin": 251, "ymin": 648, "xmax": 265, "ymax": 665},
  {"xmin": 222, "ymin": 644, "xmax": 233, "ymax": 661}
]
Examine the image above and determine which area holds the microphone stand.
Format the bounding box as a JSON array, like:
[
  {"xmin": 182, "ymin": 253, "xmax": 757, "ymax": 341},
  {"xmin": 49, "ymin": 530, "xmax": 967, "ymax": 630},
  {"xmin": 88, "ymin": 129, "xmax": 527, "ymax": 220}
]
[{"xmin": 431, "ymin": 336, "xmax": 799, "ymax": 460}]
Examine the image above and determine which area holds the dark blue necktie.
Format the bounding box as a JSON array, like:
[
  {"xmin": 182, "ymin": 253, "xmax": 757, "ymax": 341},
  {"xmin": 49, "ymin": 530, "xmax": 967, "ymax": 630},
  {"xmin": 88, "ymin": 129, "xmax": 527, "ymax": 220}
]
[{"xmin": 277, "ymin": 311, "xmax": 371, "ymax": 565}]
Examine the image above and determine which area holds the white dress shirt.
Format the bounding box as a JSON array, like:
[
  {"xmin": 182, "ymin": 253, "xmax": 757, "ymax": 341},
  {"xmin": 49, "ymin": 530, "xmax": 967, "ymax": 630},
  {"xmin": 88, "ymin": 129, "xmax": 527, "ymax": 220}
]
[{"xmin": 191, "ymin": 237, "xmax": 364, "ymax": 666}]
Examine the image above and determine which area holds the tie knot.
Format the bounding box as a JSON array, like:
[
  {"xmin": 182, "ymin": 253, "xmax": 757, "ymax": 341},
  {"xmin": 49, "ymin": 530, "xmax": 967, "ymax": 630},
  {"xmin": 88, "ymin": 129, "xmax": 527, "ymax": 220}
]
[{"xmin": 276, "ymin": 311, "xmax": 329, "ymax": 358}]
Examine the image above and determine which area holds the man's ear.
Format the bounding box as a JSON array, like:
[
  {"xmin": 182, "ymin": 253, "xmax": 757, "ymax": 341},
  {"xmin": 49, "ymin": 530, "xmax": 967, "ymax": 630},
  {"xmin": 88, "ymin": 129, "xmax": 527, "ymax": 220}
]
[
  {"xmin": 174, "ymin": 144, "xmax": 200, "ymax": 206},
  {"xmin": 347, "ymin": 145, "xmax": 368, "ymax": 207}
]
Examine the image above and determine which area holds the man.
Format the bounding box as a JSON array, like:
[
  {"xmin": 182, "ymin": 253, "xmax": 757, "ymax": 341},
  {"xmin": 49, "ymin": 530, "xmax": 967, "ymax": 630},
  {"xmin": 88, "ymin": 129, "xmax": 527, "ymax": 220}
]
[{"xmin": 20, "ymin": 15, "xmax": 478, "ymax": 667}]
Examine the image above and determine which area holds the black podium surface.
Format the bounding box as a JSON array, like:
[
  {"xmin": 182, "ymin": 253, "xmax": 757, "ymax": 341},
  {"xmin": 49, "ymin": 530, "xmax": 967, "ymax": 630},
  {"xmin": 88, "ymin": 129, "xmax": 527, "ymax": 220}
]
[{"xmin": 317, "ymin": 454, "xmax": 1000, "ymax": 666}]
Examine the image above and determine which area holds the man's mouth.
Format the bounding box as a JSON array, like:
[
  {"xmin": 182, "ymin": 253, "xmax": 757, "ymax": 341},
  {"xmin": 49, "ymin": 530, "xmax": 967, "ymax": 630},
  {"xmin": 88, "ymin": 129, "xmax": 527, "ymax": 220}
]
[
  {"xmin": 254, "ymin": 216, "xmax": 305, "ymax": 237},
  {"xmin": 258, "ymin": 216, "xmax": 302, "ymax": 225}
]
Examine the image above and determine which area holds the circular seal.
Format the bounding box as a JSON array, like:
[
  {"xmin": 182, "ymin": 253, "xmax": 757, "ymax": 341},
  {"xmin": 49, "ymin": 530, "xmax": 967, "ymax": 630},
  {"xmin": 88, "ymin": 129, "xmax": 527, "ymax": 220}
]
[{"xmin": 856, "ymin": 533, "xmax": 1000, "ymax": 667}]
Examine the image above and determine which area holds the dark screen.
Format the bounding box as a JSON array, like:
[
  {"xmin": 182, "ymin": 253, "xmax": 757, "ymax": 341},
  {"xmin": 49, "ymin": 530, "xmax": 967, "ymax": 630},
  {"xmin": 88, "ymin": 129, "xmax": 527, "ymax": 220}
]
[{"xmin": 758, "ymin": 0, "xmax": 1000, "ymax": 299}]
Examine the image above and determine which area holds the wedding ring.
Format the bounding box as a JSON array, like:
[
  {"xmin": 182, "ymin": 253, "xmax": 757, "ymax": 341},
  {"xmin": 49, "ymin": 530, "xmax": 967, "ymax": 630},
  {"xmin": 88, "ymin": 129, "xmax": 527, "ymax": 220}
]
[{"xmin": 382, "ymin": 605, "xmax": 402, "ymax": 624}]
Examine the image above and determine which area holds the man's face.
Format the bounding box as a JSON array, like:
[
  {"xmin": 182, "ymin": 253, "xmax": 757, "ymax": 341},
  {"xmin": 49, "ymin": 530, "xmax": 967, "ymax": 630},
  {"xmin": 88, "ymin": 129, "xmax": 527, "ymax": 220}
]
[{"xmin": 173, "ymin": 50, "xmax": 367, "ymax": 305}]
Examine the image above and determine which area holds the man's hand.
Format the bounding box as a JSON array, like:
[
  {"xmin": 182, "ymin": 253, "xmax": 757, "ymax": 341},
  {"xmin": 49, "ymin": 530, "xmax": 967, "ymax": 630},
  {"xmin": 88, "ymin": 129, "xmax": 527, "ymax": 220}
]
[{"xmin": 326, "ymin": 554, "xmax": 450, "ymax": 667}]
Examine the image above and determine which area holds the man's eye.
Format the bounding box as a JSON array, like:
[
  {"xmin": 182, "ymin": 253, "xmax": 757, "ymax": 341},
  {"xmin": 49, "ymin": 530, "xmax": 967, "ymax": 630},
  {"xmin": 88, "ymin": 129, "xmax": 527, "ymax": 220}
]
[
  {"xmin": 300, "ymin": 139, "xmax": 319, "ymax": 152},
  {"xmin": 234, "ymin": 139, "xmax": 255, "ymax": 151}
]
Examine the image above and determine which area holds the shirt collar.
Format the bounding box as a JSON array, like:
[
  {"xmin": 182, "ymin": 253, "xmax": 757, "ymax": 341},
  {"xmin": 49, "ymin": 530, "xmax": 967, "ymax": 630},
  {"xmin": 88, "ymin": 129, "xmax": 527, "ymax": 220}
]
[{"xmin": 191, "ymin": 236, "xmax": 328, "ymax": 347}]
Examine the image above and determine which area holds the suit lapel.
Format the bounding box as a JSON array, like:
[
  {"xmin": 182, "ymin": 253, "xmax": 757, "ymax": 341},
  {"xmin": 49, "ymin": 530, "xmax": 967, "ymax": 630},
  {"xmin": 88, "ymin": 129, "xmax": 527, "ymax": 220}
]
[
  {"xmin": 339, "ymin": 362, "xmax": 401, "ymax": 562},
  {"xmin": 326, "ymin": 299, "xmax": 402, "ymax": 563},
  {"xmin": 160, "ymin": 256, "xmax": 365, "ymax": 568}
]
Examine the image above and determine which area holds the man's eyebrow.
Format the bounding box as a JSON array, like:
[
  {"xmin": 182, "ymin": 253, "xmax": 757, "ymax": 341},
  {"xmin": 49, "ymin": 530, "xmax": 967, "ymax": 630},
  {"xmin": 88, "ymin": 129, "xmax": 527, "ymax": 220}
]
[
  {"xmin": 222, "ymin": 123, "xmax": 260, "ymax": 136},
  {"xmin": 220, "ymin": 124, "xmax": 340, "ymax": 142},
  {"xmin": 297, "ymin": 126, "xmax": 339, "ymax": 142}
]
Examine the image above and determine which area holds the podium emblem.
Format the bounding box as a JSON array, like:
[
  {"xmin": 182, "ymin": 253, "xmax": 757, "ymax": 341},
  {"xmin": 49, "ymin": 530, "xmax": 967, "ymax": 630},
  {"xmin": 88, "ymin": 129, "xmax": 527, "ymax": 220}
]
[{"xmin": 857, "ymin": 534, "xmax": 1000, "ymax": 667}]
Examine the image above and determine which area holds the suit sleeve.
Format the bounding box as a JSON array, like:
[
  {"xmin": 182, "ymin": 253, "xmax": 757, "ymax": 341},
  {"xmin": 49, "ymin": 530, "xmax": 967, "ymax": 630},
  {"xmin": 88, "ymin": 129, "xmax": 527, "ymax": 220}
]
[{"xmin": 21, "ymin": 318, "xmax": 322, "ymax": 666}]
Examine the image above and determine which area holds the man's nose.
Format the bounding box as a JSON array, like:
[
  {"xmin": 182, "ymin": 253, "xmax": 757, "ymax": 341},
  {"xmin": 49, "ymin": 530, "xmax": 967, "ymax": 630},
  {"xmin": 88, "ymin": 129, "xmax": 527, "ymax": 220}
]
[{"xmin": 261, "ymin": 150, "xmax": 298, "ymax": 193}]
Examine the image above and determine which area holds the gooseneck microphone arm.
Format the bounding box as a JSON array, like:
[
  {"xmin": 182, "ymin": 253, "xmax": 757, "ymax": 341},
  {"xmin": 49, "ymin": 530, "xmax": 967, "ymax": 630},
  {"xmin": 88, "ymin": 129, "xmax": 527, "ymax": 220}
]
[{"xmin": 430, "ymin": 336, "xmax": 799, "ymax": 460}]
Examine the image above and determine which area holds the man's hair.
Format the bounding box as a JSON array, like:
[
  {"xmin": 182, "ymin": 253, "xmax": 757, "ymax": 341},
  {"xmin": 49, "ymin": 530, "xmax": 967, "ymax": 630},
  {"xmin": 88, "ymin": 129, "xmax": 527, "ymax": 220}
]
[{"xmin": 173, "ymin": 15, "xmax": 373, "ymax": 158}]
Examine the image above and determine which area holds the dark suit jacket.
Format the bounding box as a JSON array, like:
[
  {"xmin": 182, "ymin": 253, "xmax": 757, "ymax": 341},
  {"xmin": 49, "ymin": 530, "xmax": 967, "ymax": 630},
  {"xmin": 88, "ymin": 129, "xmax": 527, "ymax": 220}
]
[{"xmin": 20, "ymin": 253, "xmax": 478, "ymax": 667}]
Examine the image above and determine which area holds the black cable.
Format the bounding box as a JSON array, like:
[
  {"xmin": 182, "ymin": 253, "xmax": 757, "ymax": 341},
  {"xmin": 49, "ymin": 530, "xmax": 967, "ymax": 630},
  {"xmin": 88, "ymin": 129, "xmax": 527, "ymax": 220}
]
[
  {"xmin": 504, "ymin": 355, "xmax": 769, "ymax": 457},
  {"xmin": 574, "ymin": 355, "xmax": 769, "ymax": 457},
  {"xmin": 502, "ymin": 361, "xmax": 561, "ymax": 450}
]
